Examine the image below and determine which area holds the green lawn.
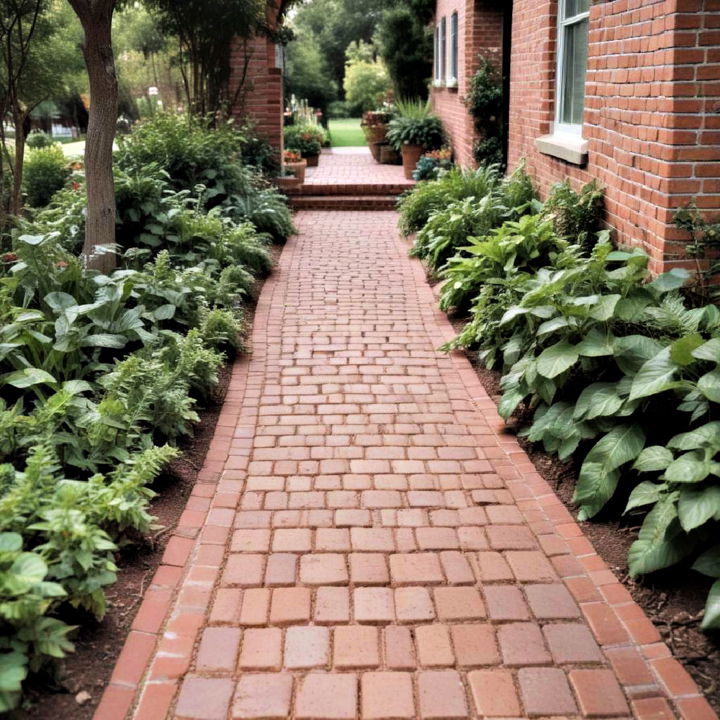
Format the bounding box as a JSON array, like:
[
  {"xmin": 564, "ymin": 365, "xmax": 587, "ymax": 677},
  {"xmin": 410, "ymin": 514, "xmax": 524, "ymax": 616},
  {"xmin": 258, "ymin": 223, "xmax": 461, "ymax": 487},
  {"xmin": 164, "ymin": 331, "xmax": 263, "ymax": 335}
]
[{"xmin": 329, "ymin": 118, "xmax": 366, "ymax": 147}]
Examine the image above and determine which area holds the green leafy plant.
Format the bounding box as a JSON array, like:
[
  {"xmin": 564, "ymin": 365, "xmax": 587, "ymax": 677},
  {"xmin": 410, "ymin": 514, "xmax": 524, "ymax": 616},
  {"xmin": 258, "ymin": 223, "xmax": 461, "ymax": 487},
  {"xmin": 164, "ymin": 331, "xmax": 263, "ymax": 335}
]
[
  {"xmin": 466, "ymin": 56, "xmax": 504, "ymax": 166},
  {"xmin": 284, "ymin": 122, "xmax": 328, "ymax": 158},
  {"xmin": 23, "ymin": 145, "xmax": 71, "ymax": 208},
  {"xmin": 674, "ymin": 201, "xmax": 720, "ymax": 303},
  {"xmin": 387, "ymin": 98, "xmax": 444, "ymax": 152}
]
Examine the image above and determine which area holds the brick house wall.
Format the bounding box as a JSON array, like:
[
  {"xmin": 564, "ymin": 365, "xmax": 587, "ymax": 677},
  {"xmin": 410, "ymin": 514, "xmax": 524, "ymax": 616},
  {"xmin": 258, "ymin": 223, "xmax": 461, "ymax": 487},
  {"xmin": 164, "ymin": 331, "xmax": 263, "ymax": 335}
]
[
  {"xmin": 229, "ymin": 1, "xmax": 287, "ymax": 153},
  {"xmin": 431, "ymin": 0, "xmax": 504, "ymax": 167},
  {"xmin": 434, "ymin": 0, "xmax": 720, "ymax": 274}
]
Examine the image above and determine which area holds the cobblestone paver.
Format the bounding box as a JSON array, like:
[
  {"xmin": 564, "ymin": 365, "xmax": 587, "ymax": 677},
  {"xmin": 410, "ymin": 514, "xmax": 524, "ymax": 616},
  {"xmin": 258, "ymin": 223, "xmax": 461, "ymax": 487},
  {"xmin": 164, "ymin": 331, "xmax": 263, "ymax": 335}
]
[{"xmin": 95, "ymin": 206, "xmax": 715, "ymax": 719}]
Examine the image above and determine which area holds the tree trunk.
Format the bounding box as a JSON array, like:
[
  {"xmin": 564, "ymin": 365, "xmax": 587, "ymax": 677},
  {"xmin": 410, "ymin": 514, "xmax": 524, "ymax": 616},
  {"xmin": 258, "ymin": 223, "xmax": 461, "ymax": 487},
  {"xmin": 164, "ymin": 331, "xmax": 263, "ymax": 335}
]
[
  {"xmin": 11, "ymin": 108, "xmax": 28, "ymax": 216},
  {"xmin": 68, "ymin": 0, "xmax": 118, "ymax": 274}
]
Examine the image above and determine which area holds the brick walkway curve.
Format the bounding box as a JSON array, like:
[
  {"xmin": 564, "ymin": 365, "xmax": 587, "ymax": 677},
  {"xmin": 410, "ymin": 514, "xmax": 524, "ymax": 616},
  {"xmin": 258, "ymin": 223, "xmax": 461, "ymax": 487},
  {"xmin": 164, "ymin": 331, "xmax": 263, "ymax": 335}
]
[{"xmin": 95, "ymin": 203, "xmax": 716, "ymax": 719}]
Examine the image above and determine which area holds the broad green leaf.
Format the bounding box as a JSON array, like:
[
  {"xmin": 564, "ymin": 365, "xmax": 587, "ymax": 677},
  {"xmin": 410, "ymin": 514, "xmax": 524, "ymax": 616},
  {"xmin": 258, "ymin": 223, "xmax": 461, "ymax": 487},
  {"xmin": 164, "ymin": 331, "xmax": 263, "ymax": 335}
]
[
  {"xmin": 575, "ymin": 425, "xmax": 646, "ymax": 518},
  {"xmin": 625, "ymin": 481, "xmax": 664, "ymax": 513},
  {"xmin": 650, "ymin": 268, "xmax": 690, "ymax": 294},
  {"xmin": 614, "ymin": 335, "xmax": 663, "ymax": 375},
  {"xmin": 17, "ymin": 233, "xmax": 45, "ymax": 245},
  {"xmin": 576, "ymin": 328, "xmax": 614, "ymax": 357},
  {"xmin": 62, "ymin": 380, "xmax": 93, "ymax": 396},
  {"xmin": 80, "ymin": 334, "xmax": 128, "ymax": 349},
  {"xmin": 6, "ymin": 553, "xmax": 47, "ymax": 593},
  {"xmin": 498, "ymin": 390, "xmax": 524, "ymax": 420},
  {"xmin": 633, "ymin": 446, "xmax": 674, "ymax": 472},
  {"xmin": 0, "ymin": 533, "xmax": 22, "ymax": 553},
  {"xmin": 500, "ymin": 306, "xmax": 529, "ymax": 325},
  {"xmin": 615, "ymin": 296, "xmax": 652, "ymax": 322},
  {"xmin": 628, "ymin": 493, "xmax": 694, "ymax": 576},
  {"xmin": 692, "ymin": 338, "xmax": 720, "ymax": 362},
  {"xmin": 678, "ymin": 485, "xmax": 720, "ymax": 532},
  {"xmin": 664, "ymin": 451, "xmax": 711, "ymax": 484},
  {"xmin": 693, "ymin": 545, "xmax": 720, "ymax": 578},
  {"xmin": 537, "ymin": 317, "xmax": 569, "ymax": 336},
  {"xmin": 590, "ymin": 294, "xmax": 621, "ymax": 321},
  {"xmin": 573, "ymin": 383, "xmax": 623, "ymax": 421},
  {"xmin": 44, "ymin": 292, "xmax": 76, "ymax": 312},
  {"xmin": 537, "ymin": 341, "xmax": 579, "ymax": 379},
  {"xmin": 702, "ymin": 580, "xmax": 720, "ymax": 630},
  {"xmin": 697, "ymin": 369, "xmax": 720, "ymax": 403},
  {"xmin": 153, "ymin": 304, "xmax": 177, "ymax": 321},
  {"xmin": 0, "ymin": 653, "xmax": 26, "ymax": 693},
  {"xmin": 668, "ymin": 422, "xmax": 720, "ymax": 451},
  {"xmin": 2, "ymin": 368, "xmax": 57, "ymax": 389},
  {"xmin": 670, "ymin": 334, "xmax": 704, "ymax": 366},
  {"xmin": 628, "ymin": 347, "xmax": 678, "ymax": 401}
]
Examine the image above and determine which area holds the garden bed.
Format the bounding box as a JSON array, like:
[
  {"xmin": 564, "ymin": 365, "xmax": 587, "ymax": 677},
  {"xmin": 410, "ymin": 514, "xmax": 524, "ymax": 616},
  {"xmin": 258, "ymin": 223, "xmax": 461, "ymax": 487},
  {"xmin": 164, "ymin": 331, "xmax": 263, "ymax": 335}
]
[
  {"xmin": 19, "ymin": 241, "xmax": 282, "ymax": 719},
  {"xmin": 452, "ymin": 319, "xmax": 720, "ymax": 715}
]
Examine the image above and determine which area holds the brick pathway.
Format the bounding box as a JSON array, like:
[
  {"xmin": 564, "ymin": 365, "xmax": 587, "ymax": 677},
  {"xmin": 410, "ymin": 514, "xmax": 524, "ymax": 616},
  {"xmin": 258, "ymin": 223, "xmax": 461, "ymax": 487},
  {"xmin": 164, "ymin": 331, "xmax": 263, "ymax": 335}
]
[
  {"xmin": 304, "ymin": 148, "xmax": 414, "ymax": 187},
  {"xmin": 95, "ymin": 202, "xmax": 715, "ymax": 718}
]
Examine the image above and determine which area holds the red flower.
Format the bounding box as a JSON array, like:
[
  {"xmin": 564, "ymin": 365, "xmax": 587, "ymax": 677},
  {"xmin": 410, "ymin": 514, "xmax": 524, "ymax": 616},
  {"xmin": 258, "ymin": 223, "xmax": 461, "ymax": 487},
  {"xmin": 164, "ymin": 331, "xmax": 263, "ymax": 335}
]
[
  {"xmin": 71, "ymin": 181, "xmax": 81, "ymax": 191},
  {"xmin": 2, "ymin": 252, "xmax": 18, "ymax": 263}
]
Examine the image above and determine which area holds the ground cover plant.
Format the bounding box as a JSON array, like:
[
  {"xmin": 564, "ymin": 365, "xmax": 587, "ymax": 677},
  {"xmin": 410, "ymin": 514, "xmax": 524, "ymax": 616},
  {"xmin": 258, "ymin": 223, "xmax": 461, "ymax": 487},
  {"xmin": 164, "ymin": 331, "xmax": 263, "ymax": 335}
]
[
  {"xmin": 403, "ymin": 167, "xmax": 720, "ymax": 633},
  {"xmin": 0, "ymin": 115, "xmax": 292, "ymax": 711}
]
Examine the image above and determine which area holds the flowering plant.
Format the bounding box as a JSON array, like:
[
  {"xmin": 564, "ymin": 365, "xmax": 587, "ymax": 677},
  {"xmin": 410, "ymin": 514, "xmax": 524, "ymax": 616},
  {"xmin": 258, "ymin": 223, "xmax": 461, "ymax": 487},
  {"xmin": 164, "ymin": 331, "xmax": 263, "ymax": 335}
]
[{"xmin": 283, "ymin": 150, "xmax": 302, "ymax": 163}]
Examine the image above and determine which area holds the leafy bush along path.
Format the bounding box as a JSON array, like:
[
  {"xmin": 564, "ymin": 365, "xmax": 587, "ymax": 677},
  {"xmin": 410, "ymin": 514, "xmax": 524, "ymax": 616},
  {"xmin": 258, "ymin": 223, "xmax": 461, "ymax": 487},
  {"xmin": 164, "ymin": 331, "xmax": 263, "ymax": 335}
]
[{"xmin": 98, "ymin": 211, "xmax": 713, "ymax": 720}]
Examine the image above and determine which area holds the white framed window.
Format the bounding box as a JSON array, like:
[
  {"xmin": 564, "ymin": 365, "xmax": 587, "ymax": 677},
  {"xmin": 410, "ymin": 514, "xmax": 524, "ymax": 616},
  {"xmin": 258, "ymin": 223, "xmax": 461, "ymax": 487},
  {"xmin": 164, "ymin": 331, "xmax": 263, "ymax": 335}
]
[
  {"xmin": 555, "ymin": 0, "xmax": 590, "ymax": 137},
  {"xmin": 449, "ymin": 12, "xmax": 459, "ymax": 85},
  {"xmin": 434, "ymin": 24, "xmax": 440, "ymax": 81},
  {"xmin": 440, "ymin": 17, "xmax": 447, "ymax": 81}
]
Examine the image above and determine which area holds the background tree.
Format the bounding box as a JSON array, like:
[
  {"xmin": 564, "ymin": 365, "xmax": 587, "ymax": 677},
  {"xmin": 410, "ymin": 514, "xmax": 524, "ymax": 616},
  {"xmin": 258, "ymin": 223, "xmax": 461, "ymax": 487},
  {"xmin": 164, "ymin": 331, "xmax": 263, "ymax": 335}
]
[
  {"xmin": 343, "ymin": 41, "xmax": 390, "ymax": 115},
  {"xmin": 144, "ymin": 0, "xmax": 267, "ymax": 116},
  {"xmin": 377, "ymin": 0, "xmax": 434, "ymax": 101},
  {"xmin": 284, "ymin": 28, "xmax": 337, "ymax": 121},
  {"xmin": 67, "ymin": 0, "xmax": 119, "ymax": 273},
  {"xmin": 0, "ymin": 0, "xmax": 82, "ymax": 217}
]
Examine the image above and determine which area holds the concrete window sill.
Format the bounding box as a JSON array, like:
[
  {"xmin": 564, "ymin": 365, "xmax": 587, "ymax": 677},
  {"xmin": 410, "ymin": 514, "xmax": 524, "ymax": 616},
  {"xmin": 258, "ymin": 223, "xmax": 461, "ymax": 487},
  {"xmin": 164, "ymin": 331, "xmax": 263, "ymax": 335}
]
[{"xmin": 536, "ymin": 133, "xmax": 588, "ymax": 165}]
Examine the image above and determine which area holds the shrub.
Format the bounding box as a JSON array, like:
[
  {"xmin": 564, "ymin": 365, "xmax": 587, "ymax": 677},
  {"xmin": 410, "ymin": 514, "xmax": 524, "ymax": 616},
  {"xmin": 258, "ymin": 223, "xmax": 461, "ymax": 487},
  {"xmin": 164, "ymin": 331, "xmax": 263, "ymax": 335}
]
[
  {"xmin": 467, "ymin": 57, "xmax": 504, "ymax": 166},
  {"xmin": 343, "ymin": 51, "xmax": 392, "ymax": 116},
  {"xmin": 412, "ymin": 149, "xmax": 453, "ymax": 181},
  {"xmin": 409, "ymin": 170, "xmax": 720, "ymax": 632},
  {"xmin": 398, "ymin": 164, "xmax": 506, "ymax": 235},
  {"xmin": 23, "ymin": 145, "xmax": 70, "ymax": 208},
  {"xmin": 26, "ymin": 131, "xmax": 54, "ymax": 149}
]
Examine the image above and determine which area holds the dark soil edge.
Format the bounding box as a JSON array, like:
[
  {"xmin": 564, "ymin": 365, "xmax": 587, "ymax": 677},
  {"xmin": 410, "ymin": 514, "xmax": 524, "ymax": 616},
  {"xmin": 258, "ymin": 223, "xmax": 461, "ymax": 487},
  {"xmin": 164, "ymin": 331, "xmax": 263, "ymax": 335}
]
[{"xmin": 20, "ymin": 244, "xmax": 283, "ymax": 720}]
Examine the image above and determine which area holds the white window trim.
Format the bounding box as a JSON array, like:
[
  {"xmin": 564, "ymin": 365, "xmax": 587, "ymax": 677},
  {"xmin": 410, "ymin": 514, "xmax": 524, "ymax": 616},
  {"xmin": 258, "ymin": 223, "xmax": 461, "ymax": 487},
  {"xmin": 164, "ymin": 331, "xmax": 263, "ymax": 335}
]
[
  {"xmin": 450, "ymin": 12, "xmax": 459, "ymax": 84},
  {"xmin": 440, "ymin": 16, "xmax": 447, "ymax": 83},
  {"xmin": 538, "ymin": 0, "xmax": 590, "ymax": 164},
  {"xmin": 554, "ymin": 1, "xmax": 590, "ymax": 136}
]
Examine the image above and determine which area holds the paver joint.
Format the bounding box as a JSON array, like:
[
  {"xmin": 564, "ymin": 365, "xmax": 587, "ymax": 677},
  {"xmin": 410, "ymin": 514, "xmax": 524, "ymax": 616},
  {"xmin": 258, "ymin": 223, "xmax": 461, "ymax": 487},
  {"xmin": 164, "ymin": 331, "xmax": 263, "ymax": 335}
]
[{"xmin": 94, "ymin": 153, "xmax": 715, "ymax": 720}]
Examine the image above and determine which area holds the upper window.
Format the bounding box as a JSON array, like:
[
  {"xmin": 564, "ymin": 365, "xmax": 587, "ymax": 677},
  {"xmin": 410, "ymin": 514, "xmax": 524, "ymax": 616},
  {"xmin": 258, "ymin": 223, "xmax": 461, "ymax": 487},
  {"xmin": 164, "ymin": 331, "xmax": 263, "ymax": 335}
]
[
  {"xmin": 440, "ymin": 16, "xmax": 447, "ymax": 81},
  {"xmin": 555, "ymin": 0, "xmax": 589, "ymax": 135},
  {"xmin": 449, "ymin": 12, "xmax": 459, "ymax": 83}
]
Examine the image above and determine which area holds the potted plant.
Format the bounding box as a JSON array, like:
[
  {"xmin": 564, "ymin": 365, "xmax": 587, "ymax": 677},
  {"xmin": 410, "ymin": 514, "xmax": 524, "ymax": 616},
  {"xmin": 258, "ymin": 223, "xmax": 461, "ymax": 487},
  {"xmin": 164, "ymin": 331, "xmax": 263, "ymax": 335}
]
[
  {"xmin": 387, "ymin": 99, "xmax": 444, "ymax": 180},
  {"xmin": 284, "ymin": 123, "xmax": 327, "ymax": 167},
  {"xmin": 272, "ymin": 167, "xmax": 302, "ymax": 191},
  {"xmin": 412, "ymin": 148, "xmax": 454, "ymax": 181},
  {"xmin": 283, "ymin": 149, "xmax": 307, "ymax": 183},
  {"xmin": 362, "ymin": 110, "xmax": 393, "ymax": 161}
]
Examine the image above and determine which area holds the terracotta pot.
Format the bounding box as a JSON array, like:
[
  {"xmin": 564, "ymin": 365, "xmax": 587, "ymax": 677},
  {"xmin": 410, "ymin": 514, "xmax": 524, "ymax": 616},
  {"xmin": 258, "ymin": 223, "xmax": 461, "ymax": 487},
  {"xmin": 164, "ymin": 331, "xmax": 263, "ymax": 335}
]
[
  {"xmin": 401, "ymin": 144, "xmax": 423, "ymax": 180},
  {"xmin": 284, "ymin": 159, "xmax": 307, "ymax": 183},
  {"xmin": 304, "ymin": 153, "xmax": 320, "ymax": 168},
  {"xmin": 363, "ymin": 123, "xmax": 388, "ymax": 146},
  {"xmin": 272, "ymin": 175, "xmax": 302, "ymax": 191}
]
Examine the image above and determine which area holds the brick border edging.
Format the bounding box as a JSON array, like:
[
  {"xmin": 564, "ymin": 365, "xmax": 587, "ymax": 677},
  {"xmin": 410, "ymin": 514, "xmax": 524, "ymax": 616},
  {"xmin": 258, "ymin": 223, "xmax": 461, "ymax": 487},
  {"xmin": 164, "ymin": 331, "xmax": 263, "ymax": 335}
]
[
  {"xmin": 92, "ymin": 247, "xmax": 287, "ymax": 720},
  {"xmin": 397, "ymin": 229, "xmax": 718, "ymax": 720}
]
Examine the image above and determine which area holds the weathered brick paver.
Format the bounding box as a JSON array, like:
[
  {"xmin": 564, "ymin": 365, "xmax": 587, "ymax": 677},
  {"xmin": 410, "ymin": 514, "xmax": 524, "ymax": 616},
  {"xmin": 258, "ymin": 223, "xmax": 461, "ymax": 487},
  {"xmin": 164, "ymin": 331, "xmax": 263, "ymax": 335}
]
[{"xmin": 96, "ymin": 201, "xmax": 716, "ymax": 719}]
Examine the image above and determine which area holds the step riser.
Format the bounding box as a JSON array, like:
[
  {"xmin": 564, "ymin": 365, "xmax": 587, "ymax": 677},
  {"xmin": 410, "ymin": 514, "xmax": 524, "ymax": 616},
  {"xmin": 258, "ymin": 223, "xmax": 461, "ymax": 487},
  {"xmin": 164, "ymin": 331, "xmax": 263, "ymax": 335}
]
[
  {"xmin": 287, "ymin": 184, "xmax": 411, "ymax": 198},
  {"xmin": 291, "ymin": 198, "xmax": 398, "ymax": 211}
]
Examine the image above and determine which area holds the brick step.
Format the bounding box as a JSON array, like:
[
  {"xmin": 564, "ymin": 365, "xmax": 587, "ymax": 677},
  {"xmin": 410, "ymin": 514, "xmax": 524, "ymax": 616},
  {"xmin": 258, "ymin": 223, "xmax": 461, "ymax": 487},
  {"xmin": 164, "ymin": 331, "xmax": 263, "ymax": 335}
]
[
  {"xmin": 287, "ymin": 183, "xmax": 411, "ymax": 198},
  {"xmin": 290, "ymin": 195, "xmax": 399, "ymax": 211}
]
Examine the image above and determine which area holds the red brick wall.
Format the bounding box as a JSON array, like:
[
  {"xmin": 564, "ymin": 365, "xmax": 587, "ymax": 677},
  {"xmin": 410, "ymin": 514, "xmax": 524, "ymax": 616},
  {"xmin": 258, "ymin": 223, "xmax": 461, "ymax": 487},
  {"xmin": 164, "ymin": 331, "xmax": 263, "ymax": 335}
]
[
  {"xmin": 507, "ymin": 0, "xmax": 720, "ymax": 274},
  {"xmin": 432, "ymin": 0, "xmax": 504, "ymax": 167},
  {"xmin": 229, "ymin": 4, "xmax": 284, "ymax": 153}
]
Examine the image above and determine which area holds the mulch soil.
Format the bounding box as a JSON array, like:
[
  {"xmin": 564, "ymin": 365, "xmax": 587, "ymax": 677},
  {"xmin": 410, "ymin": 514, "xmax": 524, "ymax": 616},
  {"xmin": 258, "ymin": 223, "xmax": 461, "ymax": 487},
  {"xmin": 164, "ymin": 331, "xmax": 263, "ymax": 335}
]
[{"xmin": 20, "ymin": 244, "xmax": 283, "ymax": 720}]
